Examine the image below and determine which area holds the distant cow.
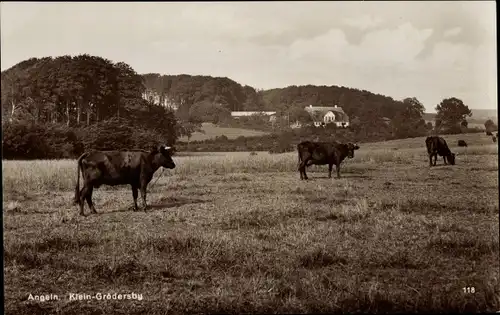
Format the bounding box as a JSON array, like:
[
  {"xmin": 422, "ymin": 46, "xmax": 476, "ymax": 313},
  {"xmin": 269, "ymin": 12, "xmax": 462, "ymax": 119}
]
[
  {"xmin": 297, "ymin": 141, "xmax": 360, "ymax": 180},
  {"xmin": 425, "ymin": 136, "xmax": 456, "ymax": 166},
  {"xmin": 74, "ymin": 145, "xmax": 176, "ymax": 216},
  {"xmin": 457, "ymin": 140, "xmax": 468, "ymax": 147},
  {"xmin": 493, "ymin": 136, "xmax": 497, "ymax": 143},
  {"xmin": 486, "ymin": 131, "xmax": 493, "ymax": 136}
]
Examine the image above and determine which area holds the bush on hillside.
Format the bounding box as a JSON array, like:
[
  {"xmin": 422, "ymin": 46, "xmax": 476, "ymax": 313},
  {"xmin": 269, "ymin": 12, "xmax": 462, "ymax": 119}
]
[
  {"xmin": 2, "ymin": 121, "xmax": 52, "ymax": 160},
  {"xmin": 81, "ymin": 117, "xmax": 136, "ymax": 151},
  {"xmin": 43, "ymin": 124, "xmax": 84, "ymax": 158}
]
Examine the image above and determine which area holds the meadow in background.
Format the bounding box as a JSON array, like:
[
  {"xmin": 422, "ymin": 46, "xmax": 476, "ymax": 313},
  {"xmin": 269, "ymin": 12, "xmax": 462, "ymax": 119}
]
[{"xmin": 3, "ymin": 132, "xmax": 499, "ymax": 314}]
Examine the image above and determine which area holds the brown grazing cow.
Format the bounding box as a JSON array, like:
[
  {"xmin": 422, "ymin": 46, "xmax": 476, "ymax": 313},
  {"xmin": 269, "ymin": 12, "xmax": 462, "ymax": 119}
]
[
  {"xmin": 74, "ymin": 145, "xmax": 176, "ymax": 216},
  {"xmin": 297, "ymin": 141, "xmax": 360, "ymax": 180},
  {"xmin": 425, "ymin": 136, "xmax": 456, "ymax": 166}
]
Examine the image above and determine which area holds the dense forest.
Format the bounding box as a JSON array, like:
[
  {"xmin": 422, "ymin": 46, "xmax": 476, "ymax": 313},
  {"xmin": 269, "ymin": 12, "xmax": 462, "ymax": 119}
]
[
  {"xmin": 1, "ymin": 55, "xmax": 181, "ymax": 159},
  {"xmin": 2, "ymin": 54, "xmax": 479, "ymax": 159},
  {"xmin": 1, "ymin": 55, "xmax": 176, "ymax": 130}
]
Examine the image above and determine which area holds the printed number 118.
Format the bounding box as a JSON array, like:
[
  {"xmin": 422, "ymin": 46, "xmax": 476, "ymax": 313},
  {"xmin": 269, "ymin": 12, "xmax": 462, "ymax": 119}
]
[{"xmin": 463, "ymin": 287, "xmax": 475, "ymax": 294}]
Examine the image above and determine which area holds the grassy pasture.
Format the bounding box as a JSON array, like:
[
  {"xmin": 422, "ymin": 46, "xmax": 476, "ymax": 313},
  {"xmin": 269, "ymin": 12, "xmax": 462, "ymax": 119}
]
[
  {"xmin": 177, "ymin": 122, "xmax": 270, "ymax": 142},
  {"xmin": 3, "ymin": 133, "xmax": 499, "ymax": 314}
]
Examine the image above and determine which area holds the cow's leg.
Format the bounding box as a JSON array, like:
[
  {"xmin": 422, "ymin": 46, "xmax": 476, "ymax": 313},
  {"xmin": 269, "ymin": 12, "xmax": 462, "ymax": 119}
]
[
  {"xmin": 297, "ymin": 154, "xmax": 303, "ymax": 180},
  {"xmin": 300, "ymin": 160, "xmax": 309, "ymax": 180},
  {"xmin": 298, "ymin": 160, "xmax": 304, "ymax": 180},
  {"xmin": 328, "ymin": 163, "xmax": 333, "ymax": 178},
  {"xmin": 443, "ymin": 156, "xmax": 447, "ymax": 165},
  {"xmin": 300, "ymin": 164, "xmax": 307, "ymax": 180},
  {"xmin": 139, "ymin": 183, "xmax": 148, "ymax": 211},
  {"xmin": 131, "ymin": 185, "xmax": 139, "ymax": 211},
  {"xmin": 336, "ymin": 162, "xmax": 341, "ymax": 179},
  {"xmin": 78, "ymin": 185, "xmax": 89, "ymax": 216},
  {"xmin": 299, "ymin": 156, "xmax": 310, "ymax": 180},
  {"xmin": 76, "ymin": 187, "xmax": 84, "ymax": 215},
  {"xmin": 428, "ymin": 154, "xmax": 433, "ymax": 167},
  {"xmin": 85, "ymin": 186, "xmax": 97, "ymax": 214},
  {"xmin": 78, "ymin": 190, "xmax": 85, "ymax": 216},
  {"xmin": 433, "ymin": 154, "xmax": 437, "ymax": 166}
]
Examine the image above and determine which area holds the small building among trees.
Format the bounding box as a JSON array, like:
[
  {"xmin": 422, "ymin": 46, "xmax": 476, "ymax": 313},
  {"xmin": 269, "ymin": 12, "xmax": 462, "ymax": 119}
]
[{"xmin": 304, "ymin": 105, "xmax": 350, "ymax": 128}]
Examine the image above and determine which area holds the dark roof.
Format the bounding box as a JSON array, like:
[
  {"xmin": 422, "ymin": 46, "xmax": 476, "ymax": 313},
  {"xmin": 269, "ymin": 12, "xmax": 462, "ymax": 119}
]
[{"xmin": 304, "ymin": 106, "xmax": 346, "ymax": 114}]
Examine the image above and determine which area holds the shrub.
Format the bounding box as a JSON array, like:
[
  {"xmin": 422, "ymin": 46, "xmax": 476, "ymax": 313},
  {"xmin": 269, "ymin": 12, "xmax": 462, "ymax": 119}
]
[
  {"xmin": 2, "ymin": 121, "xmax": 52, "ymax": 159},
  {"xmin": 81, "ymin": 117, "xmax": 135, "ymax": 151},
  {"xmin": 43, "ymin": 124, "xmax": 83, "ymax": 158},
  {"xmin": 2, "ymin": 117, "xmax": 175, "ymax": 159}
]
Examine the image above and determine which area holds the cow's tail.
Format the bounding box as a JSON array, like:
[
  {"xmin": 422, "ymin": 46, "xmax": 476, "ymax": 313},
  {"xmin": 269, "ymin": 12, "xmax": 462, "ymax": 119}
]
[
  {"xmin": 73, "ymin": 153, "xmax": 86, "ymax": 205},
  {"xmin": 297, "ymin": 144, "xmax": 302, "ymax": 170}
]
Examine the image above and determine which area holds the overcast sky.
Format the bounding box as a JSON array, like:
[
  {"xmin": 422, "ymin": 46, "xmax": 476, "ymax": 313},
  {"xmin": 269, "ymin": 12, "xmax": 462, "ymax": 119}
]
[{"xmin": 1, "ymin": 1, "xmax": 496, "ymax": 112}]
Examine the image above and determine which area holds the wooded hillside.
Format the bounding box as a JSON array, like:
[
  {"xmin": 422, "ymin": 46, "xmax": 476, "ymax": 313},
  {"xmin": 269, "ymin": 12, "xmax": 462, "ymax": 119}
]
[
  {"xmin": 1, "ymin": 54, "xmax": 481, "ymax": 159},
  {"xmin": 141, "ymin": 74, "xmax": 408, "ymax": 125},
  {"xmin": 1, "ymin": 55, "xmax": 178, "ymax": 159},
  {"xmin": 1, "ymin": 55, "xmax": 175, "ymax": 131}
]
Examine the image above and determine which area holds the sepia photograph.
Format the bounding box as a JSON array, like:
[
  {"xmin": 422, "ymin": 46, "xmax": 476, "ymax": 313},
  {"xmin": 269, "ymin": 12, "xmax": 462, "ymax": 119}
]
[{"xmin": 1, "ymin": 1, "xmax": 499, "ymax": 314}]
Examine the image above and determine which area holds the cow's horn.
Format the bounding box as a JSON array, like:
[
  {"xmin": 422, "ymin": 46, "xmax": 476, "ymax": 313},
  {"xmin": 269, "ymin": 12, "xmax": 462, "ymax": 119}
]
[{"xmin": 165, "ymin": 146, "xmax": 172, "ymax": 150}]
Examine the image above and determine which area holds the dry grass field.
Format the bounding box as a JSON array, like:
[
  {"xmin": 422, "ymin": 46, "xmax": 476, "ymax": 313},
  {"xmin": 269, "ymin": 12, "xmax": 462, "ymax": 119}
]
[{"xmin": 3, "ymin": 133, "xmax": 499, "ymax": 314}]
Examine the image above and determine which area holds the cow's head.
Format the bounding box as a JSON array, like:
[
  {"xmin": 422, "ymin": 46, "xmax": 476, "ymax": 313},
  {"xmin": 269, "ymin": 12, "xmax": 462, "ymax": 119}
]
[
  {"xmin": 152, "ymin": 144, "xmax": 176, "ymax": 169},
  {"xmin": 346, "ymin": 142, "xmax": 360, "ymax": 158},
  {"xmin": 447, "ymin": 152, "xmax": 456, "ymax": 165}
]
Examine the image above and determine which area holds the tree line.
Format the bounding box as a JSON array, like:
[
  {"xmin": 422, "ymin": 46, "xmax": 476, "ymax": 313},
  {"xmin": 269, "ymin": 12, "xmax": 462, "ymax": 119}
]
[
  {"xmin": 2, "ymin": 54, "xmax": 480, "ymax": 159},
  {"xmin": 141, "ymin": 74, "xmax": 408, "ymax": 125},
  {"xmin": 1, "ymin": 55, "xmax": 183, "ymax": 159},
  {"xmin": 142, "ymin": 73, "xmax": 477, "ymax": 137},
  {"xmin": 1, "ymin": 55, "xmax": 178, "ymax": 132},
  {"xmin": 141, "ymin": 73, "xmax": 267, "ymax": 124}
]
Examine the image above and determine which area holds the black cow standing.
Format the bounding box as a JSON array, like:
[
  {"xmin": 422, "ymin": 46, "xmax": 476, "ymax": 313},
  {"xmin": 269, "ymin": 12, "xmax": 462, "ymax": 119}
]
[
  {"xmin": 457, "ymin": 140, "xmax": 468, "ymax": 147},
  {"xmin": 74, "ymin": 145, "xmax": 176, "ymax": 216},
  {"xmin": 425, "ymin": 136, "xmax": 456, "ymax": 166},
  {"xmin": 297, "ymin": 141, "xmax": 360, "ymax": 180}
]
